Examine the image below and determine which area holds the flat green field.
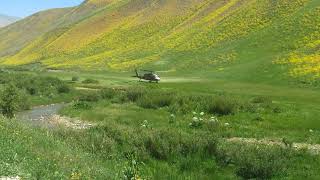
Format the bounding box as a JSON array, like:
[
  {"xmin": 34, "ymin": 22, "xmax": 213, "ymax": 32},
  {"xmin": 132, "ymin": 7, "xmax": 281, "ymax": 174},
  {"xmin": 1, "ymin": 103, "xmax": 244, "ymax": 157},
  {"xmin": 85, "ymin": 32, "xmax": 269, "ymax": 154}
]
[{"xmin": 44, "ymin": 70, "xmax": 320, "ymax": 142}]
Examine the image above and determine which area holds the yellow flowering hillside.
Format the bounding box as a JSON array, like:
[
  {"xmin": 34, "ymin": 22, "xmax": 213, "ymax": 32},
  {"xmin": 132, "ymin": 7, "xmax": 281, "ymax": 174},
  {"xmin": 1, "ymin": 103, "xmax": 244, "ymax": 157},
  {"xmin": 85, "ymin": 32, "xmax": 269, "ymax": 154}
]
[{"xmin": 0, "ymin": 0, "xmax": 319, "ymax": 81}]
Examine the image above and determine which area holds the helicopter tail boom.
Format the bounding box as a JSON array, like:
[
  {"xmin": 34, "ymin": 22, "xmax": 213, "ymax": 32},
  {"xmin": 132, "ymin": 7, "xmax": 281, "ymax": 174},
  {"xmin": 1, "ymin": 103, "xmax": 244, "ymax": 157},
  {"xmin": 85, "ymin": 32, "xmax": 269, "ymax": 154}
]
[
  {"xmin": 134, "ymin": 69, "xmax": 141, "ymax": 79},
  {"xmin": 135, "ymin": 69, "xmax": 138, "ymax": 77}
]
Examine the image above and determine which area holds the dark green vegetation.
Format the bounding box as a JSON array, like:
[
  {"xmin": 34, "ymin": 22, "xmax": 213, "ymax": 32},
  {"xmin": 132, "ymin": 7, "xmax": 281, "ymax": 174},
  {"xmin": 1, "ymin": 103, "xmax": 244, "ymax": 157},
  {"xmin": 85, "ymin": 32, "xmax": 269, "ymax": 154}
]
[
  {"xmin": 0, "ymin": 71, "xmax": 77, "ymax": 117},
  {"xmin": 0, "ymin": 84, "xmax": 25, "ymax": 118}
]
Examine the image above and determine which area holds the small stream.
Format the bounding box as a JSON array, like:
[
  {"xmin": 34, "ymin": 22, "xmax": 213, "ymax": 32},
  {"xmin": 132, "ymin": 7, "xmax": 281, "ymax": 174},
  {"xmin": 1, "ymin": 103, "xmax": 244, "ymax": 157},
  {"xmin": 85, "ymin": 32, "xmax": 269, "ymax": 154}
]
[
  {"xmin": 17, "ymin": 103, "xmax": 93, "ymax": 129},
  {"xmin": 17, "ymin": 103, "xmax": 66, "ymax": 125}
]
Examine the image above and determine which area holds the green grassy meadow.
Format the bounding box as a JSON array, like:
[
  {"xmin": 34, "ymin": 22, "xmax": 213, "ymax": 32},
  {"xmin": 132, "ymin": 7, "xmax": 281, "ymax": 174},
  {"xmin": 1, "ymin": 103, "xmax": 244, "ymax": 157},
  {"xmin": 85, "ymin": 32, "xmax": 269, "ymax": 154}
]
[{"xmin": 0, "ymin": 69, "xmax": 320, "ymax": 179}]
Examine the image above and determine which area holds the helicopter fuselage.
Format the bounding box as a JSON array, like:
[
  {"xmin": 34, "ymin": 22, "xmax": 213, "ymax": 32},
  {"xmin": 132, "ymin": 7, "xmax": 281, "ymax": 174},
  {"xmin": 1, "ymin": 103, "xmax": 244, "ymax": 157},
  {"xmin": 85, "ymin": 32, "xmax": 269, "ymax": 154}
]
[
  {"xmin": 135, "ymin": 69, "xmax": 160, "ymax": 82},
  {"xmin": 141, "ymin": 73, "xmax": 160, "ymax": 82}
]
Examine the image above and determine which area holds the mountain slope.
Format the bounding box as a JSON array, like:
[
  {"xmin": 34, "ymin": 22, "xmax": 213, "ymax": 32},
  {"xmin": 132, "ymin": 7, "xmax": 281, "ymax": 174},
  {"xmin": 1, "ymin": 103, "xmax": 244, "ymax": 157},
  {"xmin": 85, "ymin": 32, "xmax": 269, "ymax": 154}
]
[
  {"xmin": 0, "ymin": 14, "xmax": 19, "ymax": 27},
  {"xmin": 0, "ymin": 0, "xmax": 319, "ymax": 83}
]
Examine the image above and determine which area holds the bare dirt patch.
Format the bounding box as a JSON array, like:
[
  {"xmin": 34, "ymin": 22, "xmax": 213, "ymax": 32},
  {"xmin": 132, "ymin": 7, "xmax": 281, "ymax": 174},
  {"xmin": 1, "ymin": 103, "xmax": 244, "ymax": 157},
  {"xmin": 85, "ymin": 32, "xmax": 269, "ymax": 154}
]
[
  {"xmin": 75, "ymin": 87, "xmax": 100, "ymax": 91},
  {"xmin": 47, "ymin": 115, "xmax": 95, "ymax": 130},
  {"xmin": 226, "ymin": 137, "xmax": 320, "ymax": 155},
  {"xmin": 0, "ymin": 176, "xmax": 20, "ymax": 180}
]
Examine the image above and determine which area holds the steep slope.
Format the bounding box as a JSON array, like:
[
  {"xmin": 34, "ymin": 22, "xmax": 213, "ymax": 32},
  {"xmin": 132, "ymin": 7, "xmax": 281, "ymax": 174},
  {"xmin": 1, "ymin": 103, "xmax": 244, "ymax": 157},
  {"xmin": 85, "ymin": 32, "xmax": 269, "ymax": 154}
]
[
  {"xmin": 0, "ymin": 14, "xmax": 19, "ymax": 27},
  {"xmin": 0, "ymin": 9, "xmax": 71, "ymax": 57},
  {"xmin": 0, "ymin": 0, "xmax": 114, "ymax": 57},
  {"xmin": 0, "ymin": 0, "xmax": 319, "ymax": 83}
]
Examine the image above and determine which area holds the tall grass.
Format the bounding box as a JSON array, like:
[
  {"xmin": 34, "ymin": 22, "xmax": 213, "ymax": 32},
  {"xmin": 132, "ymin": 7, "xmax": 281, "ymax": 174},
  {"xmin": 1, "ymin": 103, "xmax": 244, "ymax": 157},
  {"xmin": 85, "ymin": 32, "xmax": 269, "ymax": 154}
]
[
  {"xmin": 77, "ymin": 86, "xmax": 284, "ymax": 118},
  {"xmin": 207, "ymin": 96, "xmax": 238, "ymax": 116},
  {"xmin": 217, "ymin": 143, "xmax": 297, "ymax": 179},
  {"xmin": 3, "ymin": 81, "xmax": 317, "ymax": 179}
]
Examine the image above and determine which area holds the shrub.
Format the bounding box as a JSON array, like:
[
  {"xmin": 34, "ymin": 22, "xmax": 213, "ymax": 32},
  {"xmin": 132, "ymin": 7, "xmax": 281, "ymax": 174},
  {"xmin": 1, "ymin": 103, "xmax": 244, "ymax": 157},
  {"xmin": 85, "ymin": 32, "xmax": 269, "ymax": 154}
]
[
  {"xmin": 208, "ymin": 96, "xmax": 237, "ymax": 116},
  {"xmin": 253, "ymin": 115, "xmax": 264, "ymax": 121},
  {"xmin": 218, "ymin": 144, "xmax": 291, "ymax": 179},
  {"xmin": 18, "ymin": 90, "xmax": 31, "ymax": 110},
  {"xmin": 0, "ymin": 84, "xmax": 21, "ymax": 118},
  {"xmin": 168, "ymin": 94, "xmax": 204, "ymax": 114},
  {"xmin": 89, "ymin": 131, "xmax": 116, "ymax": 158},
  {"xmin": 79, "ymin": 93, "xmax": 101, "ymax": 102},
  {"xmin": 72, "ymin": 76, "xmax": 79, "ymax": 82},
  {"xmin": 168, "ymin": 96, "xmax": 192, "ymax": 114},
  {"xmin": 154, "ymin": 94, "xmax": 174, "ymax": 107},
  {"xmin": 144, "ymin": 130, "xmax": 176, "ymax": 160},
  {"xmin": 251, "ymin": 96, "xmax": 272, "ymax": 104},
  {"xmin": 111, "ymin": 92, "xmax": 128, "ymax": 103},
  {"xmin": 272, "ymin": 106, "xmax": 283, "ymax": 113},
  {"xmin": 203, "ymin": 135, "xmax": 219, "ymax": 156},
  {"xmin": 235, "ymin": 146, "xmax": 288, "ymax": 179},
  {"xmin": 239, "ymin": 101, "xmax": 259, "ymax": 113},
  {"xmin": 26, "ymin": 87, "xmax": 37, "ymax": 95},
  {"xmin": 100, "ymin": 88, "xmax": 116, "ymax": 100},
  {"xmin": 141, "ymin": 129, "xmax": 219, "ymax": 161},
  {"xmin": 13, "ymin": 74, "xmax": 70, "ymax": 97},
  {"xmin": 126, "ymin": 87, "xmax": 144, "ymax": 102},
  {"xmin": 57, "ymin": 84, "xmax": 71, "ymax": 94},
  {"xmin": 82, "ymin": 78, "xmax": 99, "ymax": 84},
  {"xmin": 137, "ymin": 94, "xmax": 173, "ymax": 109},
  {"xmin": 122, "ymin": 154, "xmax": 142, "ymax": 180},
  {"xmin": 73, "ymin": 101, "xmax": 92, "ymax": 110}
]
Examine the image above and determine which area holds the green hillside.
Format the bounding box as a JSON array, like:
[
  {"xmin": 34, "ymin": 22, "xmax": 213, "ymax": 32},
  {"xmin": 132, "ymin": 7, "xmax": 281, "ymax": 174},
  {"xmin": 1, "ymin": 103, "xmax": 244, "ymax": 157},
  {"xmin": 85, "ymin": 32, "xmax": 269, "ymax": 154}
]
[{"xmin": 0, "ymin": 0, "xmax": 319, "ymax": 83}]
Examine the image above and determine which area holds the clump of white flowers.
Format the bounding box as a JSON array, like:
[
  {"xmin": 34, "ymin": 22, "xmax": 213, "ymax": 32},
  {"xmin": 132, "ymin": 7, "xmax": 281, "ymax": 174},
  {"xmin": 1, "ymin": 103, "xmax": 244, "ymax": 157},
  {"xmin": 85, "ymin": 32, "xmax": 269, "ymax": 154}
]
[
  {"xmin": 189, "ymin": 111, "xmax": 229, "ymax": 129},
  {"xmin": 209, "ymin": 116, "xmax": 219, "ymax": 123},
  {"xmin": 141, "ymin": 120, "xmax": 149, "ymax": 128},
  {"xmin": 207, "ymin": 116, "xmax": 219, "ymax": 126},
  {"xmin": 169, "ymin": 114, "xmax": 176, "ymax": 123},
  {"xmin": 189, "ymin": 116, "xmax": 202, "ymax": 128},
  {"xmin": 189, "ymin": 111, "xmax": 219, "ymax": 128}
]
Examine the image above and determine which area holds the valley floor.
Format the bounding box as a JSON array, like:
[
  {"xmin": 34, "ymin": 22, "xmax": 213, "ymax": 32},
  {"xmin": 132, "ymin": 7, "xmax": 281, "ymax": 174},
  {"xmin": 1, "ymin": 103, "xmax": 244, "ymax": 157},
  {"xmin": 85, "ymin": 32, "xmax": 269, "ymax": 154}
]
[{"xmin": 1, "ymin": 69, "xmax": 320, "ymax": 179}]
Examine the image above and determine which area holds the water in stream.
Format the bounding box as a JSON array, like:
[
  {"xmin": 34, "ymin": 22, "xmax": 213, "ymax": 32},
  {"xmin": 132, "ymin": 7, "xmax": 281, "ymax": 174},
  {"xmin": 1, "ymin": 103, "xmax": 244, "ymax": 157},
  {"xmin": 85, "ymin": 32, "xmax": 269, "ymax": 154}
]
[
  {"xmin": 17, "ymin": 103, "xmax": 65, "ymax": 125},
  {"xmin": 17, "ymin": 103, "xmax": 94, "ymax": 129}
]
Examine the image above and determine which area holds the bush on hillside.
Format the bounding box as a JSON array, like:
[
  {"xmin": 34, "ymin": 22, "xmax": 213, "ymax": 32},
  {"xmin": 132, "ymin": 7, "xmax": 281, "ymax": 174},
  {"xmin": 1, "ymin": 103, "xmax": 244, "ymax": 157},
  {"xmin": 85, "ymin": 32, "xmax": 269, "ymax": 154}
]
[{"xmin": 82, "ymin": 78, "xmax": 99, "ymax": 84}]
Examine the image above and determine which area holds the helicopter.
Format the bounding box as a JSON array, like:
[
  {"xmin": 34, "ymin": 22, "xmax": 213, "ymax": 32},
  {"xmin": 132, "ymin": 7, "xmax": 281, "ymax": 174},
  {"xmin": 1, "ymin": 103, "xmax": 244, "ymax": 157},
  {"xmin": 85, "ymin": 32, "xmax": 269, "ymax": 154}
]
[{"xmin": 133, "ymin": 69, "xmax": 161, "ymax": 83}]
